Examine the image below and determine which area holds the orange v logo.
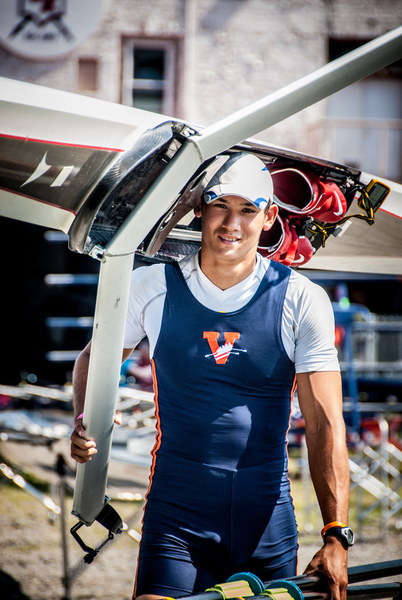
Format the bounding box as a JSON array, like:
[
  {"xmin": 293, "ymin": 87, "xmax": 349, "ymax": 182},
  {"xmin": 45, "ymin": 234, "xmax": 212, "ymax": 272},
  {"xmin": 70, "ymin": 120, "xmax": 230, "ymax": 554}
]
[{"xmin": 203, "ymin": 331, "xmax": 241, "ymax": 364}]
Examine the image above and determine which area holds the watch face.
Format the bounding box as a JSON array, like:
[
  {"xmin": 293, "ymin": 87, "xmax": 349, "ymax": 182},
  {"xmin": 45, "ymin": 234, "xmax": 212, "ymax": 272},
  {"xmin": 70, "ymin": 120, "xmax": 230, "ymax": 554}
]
[
  {"xmin": 344, "ymin": 527, "xmax": 354, "ymax": 546},
  {"xmin": 324, "ymin": 526, "xmax": 354, "ymax": 548}
]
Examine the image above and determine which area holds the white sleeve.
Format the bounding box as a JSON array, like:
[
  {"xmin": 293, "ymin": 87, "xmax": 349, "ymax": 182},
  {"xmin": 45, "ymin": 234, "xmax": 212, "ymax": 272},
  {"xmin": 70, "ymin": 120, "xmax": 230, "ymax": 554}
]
[
  {"xmin": 123, "ymin": 263, "xmax": 167, "ymax": 351},
  {"xmin": 283, "ymin": 272, "xmax": 340, "ymax": 373}
]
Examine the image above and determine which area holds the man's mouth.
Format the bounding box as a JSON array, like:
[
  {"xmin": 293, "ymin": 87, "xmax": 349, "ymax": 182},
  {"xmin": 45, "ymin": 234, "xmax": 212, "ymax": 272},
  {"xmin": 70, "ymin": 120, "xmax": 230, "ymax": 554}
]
[{"xmin": 219, "ymin": 235, "xmax": 241, "ymax": 243}]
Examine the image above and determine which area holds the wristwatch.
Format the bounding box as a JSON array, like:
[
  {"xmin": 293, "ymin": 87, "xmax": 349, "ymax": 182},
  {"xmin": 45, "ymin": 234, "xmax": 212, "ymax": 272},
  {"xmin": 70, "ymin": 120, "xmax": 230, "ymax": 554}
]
[{"xmin": 322, "ymin": 525, "xmax": 354, "ymax": 549}]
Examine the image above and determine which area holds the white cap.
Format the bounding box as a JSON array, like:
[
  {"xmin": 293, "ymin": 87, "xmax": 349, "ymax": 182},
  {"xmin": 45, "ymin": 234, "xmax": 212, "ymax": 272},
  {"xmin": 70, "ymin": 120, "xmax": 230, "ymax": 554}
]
[{"xmin": 203, "ymin": 153, "xmax": 273, "ymax": 210}]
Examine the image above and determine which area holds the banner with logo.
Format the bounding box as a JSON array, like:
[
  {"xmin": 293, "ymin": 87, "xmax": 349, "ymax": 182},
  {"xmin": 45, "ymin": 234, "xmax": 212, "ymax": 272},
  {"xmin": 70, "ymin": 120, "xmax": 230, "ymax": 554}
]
[{"xmin": 0, "ymin": 0, "xmax": 104, "ymax": 60}]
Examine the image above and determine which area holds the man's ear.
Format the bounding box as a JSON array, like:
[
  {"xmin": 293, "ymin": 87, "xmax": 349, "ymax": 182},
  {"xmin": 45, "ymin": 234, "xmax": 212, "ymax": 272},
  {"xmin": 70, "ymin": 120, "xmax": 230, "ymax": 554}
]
[
  {"xmin": 262, "ymin": 203, "xmax": 278, "ymax": 231},
  {"xmin": 194, "ymin": 203, "xmax": 202, "ymax": 218}
]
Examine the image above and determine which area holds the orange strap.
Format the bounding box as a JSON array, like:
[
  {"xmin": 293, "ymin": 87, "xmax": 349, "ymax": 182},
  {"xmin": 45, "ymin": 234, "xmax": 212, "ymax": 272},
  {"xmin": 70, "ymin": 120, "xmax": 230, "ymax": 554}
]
[{"xmin": 321, "ymin": 521, "xmax": 347, "ymax": 536}]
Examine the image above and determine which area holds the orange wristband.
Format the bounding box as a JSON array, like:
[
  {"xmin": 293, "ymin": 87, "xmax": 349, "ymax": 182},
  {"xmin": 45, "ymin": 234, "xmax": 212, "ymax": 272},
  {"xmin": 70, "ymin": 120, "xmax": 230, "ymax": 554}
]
[{"xmin": 321, "ymin": 521, "xmax": 347, "ymax": 536}]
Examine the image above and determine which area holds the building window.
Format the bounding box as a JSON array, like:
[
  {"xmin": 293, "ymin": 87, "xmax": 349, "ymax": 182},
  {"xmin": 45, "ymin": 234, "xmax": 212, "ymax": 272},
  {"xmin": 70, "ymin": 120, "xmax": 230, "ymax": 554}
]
[
  {"xmin": 122, "ymin": 38, "xmax": 178, "ymax": 116},
  {"xmin": 78, "ymin": 58, "xmax": 98, "ymax": 92},
  {"xmin": 307, "ymin": 39, "xmax": 402, "ymax": 182}
]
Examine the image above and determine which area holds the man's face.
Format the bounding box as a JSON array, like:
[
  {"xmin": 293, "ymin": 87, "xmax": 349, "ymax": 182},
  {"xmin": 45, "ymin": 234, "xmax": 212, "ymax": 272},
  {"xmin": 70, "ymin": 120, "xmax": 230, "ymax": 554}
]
[{"xmin": 195, "ymin": 195, "xmax": 277, "ymax": 266}]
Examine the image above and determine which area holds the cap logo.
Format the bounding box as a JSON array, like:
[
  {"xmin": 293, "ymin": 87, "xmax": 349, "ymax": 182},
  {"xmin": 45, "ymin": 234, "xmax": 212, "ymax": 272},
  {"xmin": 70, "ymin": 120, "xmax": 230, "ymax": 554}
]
[
  {"xmin": 254, "ymin": 198, "xmax": 269, "ymax": 210},
  {"xmin": 204, "ymin": 191, "xmax": 217, "ymax": 203}
]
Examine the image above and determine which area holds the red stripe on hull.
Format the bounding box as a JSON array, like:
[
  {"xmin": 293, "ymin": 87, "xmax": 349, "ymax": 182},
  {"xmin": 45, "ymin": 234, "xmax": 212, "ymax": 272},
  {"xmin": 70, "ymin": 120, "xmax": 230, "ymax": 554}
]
[{"xmin": 0, "ymin": 132, "xmax": 125, "ymax": 153}]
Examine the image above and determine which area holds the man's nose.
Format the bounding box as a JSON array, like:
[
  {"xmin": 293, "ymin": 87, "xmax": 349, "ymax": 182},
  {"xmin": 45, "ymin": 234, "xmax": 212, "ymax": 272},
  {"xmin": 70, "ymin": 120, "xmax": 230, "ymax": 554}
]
[{"xmin": 222, "ymin": 210, "xmax": 240, "ymax": 229}]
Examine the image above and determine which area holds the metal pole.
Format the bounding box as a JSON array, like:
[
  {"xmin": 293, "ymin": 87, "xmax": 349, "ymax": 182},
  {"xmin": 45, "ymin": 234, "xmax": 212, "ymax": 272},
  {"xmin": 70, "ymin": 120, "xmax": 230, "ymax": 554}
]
[
  {"xmin": 175, "ymin": 561, "xmax": 402, "ymax": 600},
  {"xmin": 58, "ymin": 457, "xmax": 71, "ymax": 600},
  {"xmin": 379, "ymin": 417, "xmax": 390, "ymax": 541},
  {"xmin": 348, "ymin": 560, "xmax": 402, "ymax": 583},
  {"xmin": 72, "ymin": 251, "xmax": 134, "ymax": 525}
]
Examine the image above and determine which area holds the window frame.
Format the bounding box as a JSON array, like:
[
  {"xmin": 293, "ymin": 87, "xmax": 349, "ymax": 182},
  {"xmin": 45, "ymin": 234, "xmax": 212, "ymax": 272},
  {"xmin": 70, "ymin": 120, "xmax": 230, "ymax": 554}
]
[
  {"xmin": 304, "ymin": 37, "xmax": 402, "ymax": 182},
  {"xmin": 121, "ymin": 37, "xmax": 180, "ymax": 116}
]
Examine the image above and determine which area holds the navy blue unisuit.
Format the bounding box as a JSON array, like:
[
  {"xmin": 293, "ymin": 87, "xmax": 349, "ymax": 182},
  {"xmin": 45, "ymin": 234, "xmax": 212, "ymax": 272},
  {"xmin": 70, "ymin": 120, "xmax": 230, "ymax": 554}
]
[{"xmin": 134, "ymin": 261, "xmax": 298, "ymax": 597}]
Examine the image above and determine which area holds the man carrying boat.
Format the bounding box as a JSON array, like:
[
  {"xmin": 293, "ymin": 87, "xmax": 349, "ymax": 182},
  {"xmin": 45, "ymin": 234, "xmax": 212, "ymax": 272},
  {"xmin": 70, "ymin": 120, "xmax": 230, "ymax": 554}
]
[{"xmin": 70, "ymin": 152, "xmax": 352, "ymax": 600}]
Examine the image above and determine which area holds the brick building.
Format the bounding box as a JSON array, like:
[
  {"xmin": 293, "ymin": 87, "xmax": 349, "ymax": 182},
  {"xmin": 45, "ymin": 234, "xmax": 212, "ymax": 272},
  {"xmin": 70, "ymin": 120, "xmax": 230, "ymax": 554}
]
[{"xmin": 1, "ymin": 0, "xmax": 401, "ymax": 177}]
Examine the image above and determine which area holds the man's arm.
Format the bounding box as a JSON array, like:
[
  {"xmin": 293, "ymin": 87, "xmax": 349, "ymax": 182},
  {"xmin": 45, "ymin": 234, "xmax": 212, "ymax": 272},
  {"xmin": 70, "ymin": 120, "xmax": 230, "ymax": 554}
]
[
  {"xmin": 296, "ymin": 370, "xmax": 349, "ymax": 600},
  {"xmin": 70, "ymin": 341, "xmax": 134, "ymax": 463}
]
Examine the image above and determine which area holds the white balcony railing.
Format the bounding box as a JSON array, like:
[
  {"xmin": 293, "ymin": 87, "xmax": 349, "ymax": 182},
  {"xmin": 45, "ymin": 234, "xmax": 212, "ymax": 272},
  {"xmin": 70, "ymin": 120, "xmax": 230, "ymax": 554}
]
[{"xmin": 305, "ymin": 118, "xmax": 402, "ymax": 183}]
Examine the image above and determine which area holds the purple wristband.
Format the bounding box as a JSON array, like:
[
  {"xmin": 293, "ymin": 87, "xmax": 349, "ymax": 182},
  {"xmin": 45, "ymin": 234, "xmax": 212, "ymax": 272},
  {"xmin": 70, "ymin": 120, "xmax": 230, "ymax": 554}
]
[{"xmin": 76, "ymin": 412, "xmax": 84, "ymax": 420}]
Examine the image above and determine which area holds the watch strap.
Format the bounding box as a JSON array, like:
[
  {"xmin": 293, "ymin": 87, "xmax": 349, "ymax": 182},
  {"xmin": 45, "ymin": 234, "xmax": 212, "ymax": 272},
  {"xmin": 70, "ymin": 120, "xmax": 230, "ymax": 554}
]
[
  {"xmin": 321, "ymin": 521, "xmax": 347, "ymax": 536},
  {"xmin": 322, "ymin": 525, "xmax": 354, "ymax": 549}
]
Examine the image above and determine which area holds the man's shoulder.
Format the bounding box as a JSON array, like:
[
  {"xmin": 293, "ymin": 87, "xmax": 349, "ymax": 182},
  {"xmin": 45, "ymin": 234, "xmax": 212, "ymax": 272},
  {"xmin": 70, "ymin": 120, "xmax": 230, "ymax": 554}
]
[
  {"xmin": 132, "ymin": 261, "xmax": 165, "ymax": 281},
  {"xmin": 287, "ymin": 267, "xmax": 333, "ymax": 312},
  {"xmin": 130, "ymin": 253, "xmax": 198, "ymax": 295},
  {"xmin": 288, "ymin": 266, "xmax": 314, "ymax": 288},
  {"xmin": 258, "ymin": 255, "xmax": 320, "ymax": 295},
  {"xmin": 129, "ymin": 262, "xmax": 167, "ymax": 303}
]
